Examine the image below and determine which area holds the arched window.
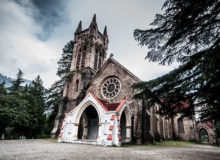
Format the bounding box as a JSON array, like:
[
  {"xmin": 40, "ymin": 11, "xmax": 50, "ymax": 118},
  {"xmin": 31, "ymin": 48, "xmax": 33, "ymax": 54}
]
[
  {"xmin": 83, "ymin": 45, "xmax": 87, "ymax": 51},
  {"xmin": 94, "ymin": 49, "xmax": 98, "ymax": 70},
  {"xmin": 75, "ymin": 79, "xmax": 79, "ymax": 92},
  {"xmin": 178, "ymin": 118, "xmax": 184, "ymax": 133},
  {"xmin": 76, "ymin": 53, "xmax": 81, "ymax": 69},
  {"xmin": 81, "ymin": 52, "xmax": 86, "ymax": 68},
  {"xmin": 98, "ymin": 58, "xmax": 101, "ymax": 69},
  {"xmin": 199, "ymin": 128, "xmax": 209, "ymax": 143}
]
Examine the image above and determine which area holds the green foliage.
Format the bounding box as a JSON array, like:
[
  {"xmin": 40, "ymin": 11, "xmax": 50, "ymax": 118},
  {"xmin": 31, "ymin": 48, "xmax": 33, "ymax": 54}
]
[
  {"xmin": 121, "ymin": 141, "xmax": 198, "ymax": 147},
  {"xmin": 0, "ymin": 40, "xmax": 73, "ymax": 139},
  {"xmin": 133, "ymin": 0, "xmax": 220, "ymax": 123},
  {"xmin": 134, "ymin": 0, "xmax": 219, "ymax": 65},
  {"xmin": 23, "ymin": 75, "xmax": 47, "ymax": 138},
  {"xmin": 9, "ymin": 69, "xmax": 24, "ymax": 94},
  {"xmin": 199, "ymin": 129, "xmax": 209, "ymax": 143},
  {"xmin": 0, "ymin": 94, "xmax": 31, "ymax": 137},
  {"xmin": 0, "ymin": 70, "xmax": 48, "ymax": 139},
  {"xmin": 57, "ymin": 40, "xmax": 74, "ymax": 79},
  {"xmin": 151, "ymin": 141, "xmax": 198, "ymax": 147},
  {"xmin": 46, "ymin": 40, "xmax": 73, "ymax": 132}
]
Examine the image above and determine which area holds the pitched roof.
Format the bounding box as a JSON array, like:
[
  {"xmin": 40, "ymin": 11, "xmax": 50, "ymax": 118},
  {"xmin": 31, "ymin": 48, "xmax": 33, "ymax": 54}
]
[
  {"xmin": 109, "ymin": 56, "xmax": 142, "ymax": 82},
  {"xmin": 88, "ymin": 55, "xmax": 142, "ymax": 87},
  {"xmin": 97, "ymin": 98, "xmax": 120, "ymax": 111},
  {"xmin": 90, "ymin": 91, "xmax": 125, "ymax": 111}
]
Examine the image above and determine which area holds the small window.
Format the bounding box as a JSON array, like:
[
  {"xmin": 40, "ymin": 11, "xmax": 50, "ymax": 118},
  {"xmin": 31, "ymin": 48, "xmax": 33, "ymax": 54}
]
[
  {"xmin": 81, "ymin": 52, "xmax": 86, "ymax": 68},
  {"xmin": 83, "ymin": 45, "xmax": 87, "ymax": 51},
  {"xmin": 76, "ymin": 53, "xmax": 81, "ymax": 69},
  {"xmin": 94, "ymin": 50, "xmax": 98, "ymax": 70},
  {"xmin": 178, "ymin": 118, "xmax": 184, "ymax": 133},
  {"xmin": 98, "ymin": 58, "xmax": 101, "ymax": 69},
  {"xmin": 75, "ymin": 80, "xmax": 79, "ymax": 92}
]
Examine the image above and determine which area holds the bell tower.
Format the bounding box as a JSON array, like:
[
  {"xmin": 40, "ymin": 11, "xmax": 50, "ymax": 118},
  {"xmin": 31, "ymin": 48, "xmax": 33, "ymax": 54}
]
[
  {"xmin": 70, "ymin": 14, "xmax": 108, "ymax": 71},
  {"xmin": 51, "ymin": 14, "xmax": 108, "ymax": 137}
]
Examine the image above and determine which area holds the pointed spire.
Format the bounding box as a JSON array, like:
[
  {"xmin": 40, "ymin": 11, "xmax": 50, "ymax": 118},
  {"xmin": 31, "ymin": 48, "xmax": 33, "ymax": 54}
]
[
  {"xmin": 103, "ymin": 26, "xmax": 107, "ymax": 37},
  {"xmin": 75, "ymin": 21, "xmax": 82, "ymax": 34},
  {"xmin": 92, "ymin": 14, "xmax": 96, "ymax": 24},
  {"xmin": 89, "ymin": 14, "xmax": 97, "ymax": 29}
]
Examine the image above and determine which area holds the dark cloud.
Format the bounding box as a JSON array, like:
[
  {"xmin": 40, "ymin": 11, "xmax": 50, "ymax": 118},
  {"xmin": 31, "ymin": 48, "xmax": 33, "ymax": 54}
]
[{"xmin": 13, "ymin": 0, "xmax": 68, "ymax": 41}]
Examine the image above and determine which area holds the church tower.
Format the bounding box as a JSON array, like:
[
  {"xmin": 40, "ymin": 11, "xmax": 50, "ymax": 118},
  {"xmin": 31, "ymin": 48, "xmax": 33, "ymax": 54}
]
[
  {"xmin": 51, "ymin": 14, "xmax": 108, "ymax": 137},
  {"xmin": 70, "ymin": 14, "xmax": 108, "ymax": 71},
  {"xmin": 66, "ymin": 14, "xmax": 108, "ymax": 105}
]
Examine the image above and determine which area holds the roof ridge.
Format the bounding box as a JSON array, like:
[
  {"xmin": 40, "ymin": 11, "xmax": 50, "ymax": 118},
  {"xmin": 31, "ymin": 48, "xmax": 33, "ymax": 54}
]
[
  {"xmin": 110, "ymin": 57, "xmax": 142, "ymax": 82},
  {"xmin": 87, "ymin": 55, "xmax": 142, "ymax": 88}
]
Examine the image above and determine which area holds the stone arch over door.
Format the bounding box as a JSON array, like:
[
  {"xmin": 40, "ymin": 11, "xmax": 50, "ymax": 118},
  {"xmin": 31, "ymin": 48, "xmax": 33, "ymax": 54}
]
[
  {"xmin": 119, "ymin": 106, "xmax": 131, "ymax": 142},
  {"xmin": 74, "ymin": 101, "xmax": 102, "ymax": 140},
  {"xmin": 196, "ymin": 122, "xmax": 216, "ymax": 144}
]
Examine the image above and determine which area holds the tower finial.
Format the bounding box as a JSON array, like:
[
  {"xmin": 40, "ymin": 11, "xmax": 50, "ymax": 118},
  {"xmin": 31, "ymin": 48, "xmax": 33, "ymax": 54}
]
[
  {"xmin": 103, "ymin": 26, "xmax": 107, "ymax": 37},
  {"xmin": 89, "ymin": 14, "xmax": 97, "ymax": 29},
  {"xmin": 75, "ymin": 21, "xmax": 82, "ymax": 34},
  {"xmin": 92, "ymin": 14, "xmax": 96, "ymax": 23}
]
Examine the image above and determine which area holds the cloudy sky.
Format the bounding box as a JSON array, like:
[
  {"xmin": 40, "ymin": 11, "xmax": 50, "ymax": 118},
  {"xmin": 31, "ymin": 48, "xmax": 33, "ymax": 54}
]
[{"xmin": 0, "ymin": 0, "xmax": 178, "ymax": 88}]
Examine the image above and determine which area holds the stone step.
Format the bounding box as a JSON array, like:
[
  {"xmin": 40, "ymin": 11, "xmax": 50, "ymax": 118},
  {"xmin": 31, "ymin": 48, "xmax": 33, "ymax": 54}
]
[{"xmin": 72, "ymin": 139, "xmax": 99, "ymax": 145}]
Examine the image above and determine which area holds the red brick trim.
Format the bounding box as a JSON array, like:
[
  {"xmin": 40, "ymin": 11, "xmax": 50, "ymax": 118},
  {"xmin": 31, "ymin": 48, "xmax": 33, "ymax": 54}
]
[
  {"xmin": 109, "ymin": 125, "xmax": 113, "ymax": 130},
  {"xmin": 118, "ymin": 134, "xmax": 121, "ymax": 141},
  {"xmin": 118, "ymin": 126, "xmax": 121, "ymax": 131},
  {"xmin": 90, "ymin": 91, "xmax": 108, "ymax": 111},
  {"xmin": 58, "ymin": 132, "xmax": 63, "ymax": 137},
  {"xmin": 107, "ymin": 134, "xmax": 112, "ymax": 140},
  {"xmin": 110, "ymin": 115, "xmax": 115, "ymax": 120},
  {"xmin": 116, "ymin": 99, "xmax": 126, "ymax": 111},
  {"xmin": 110, "ymin": 115, "xmax": 119, "ymax": 121}
]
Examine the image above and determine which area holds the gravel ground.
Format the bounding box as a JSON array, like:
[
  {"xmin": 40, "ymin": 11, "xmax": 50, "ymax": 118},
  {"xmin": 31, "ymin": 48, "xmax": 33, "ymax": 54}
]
[{"xmin": 0, "ymin": 139, "xmax": 220, "ymax": 160}]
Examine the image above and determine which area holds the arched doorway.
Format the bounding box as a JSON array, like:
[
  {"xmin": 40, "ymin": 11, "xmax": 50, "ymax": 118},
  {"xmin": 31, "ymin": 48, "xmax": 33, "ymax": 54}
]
[
  {"xmin": 196, "ymin": 122, "xmax": 216, "ymax": 144},
  {"xmin": 199, "ymin": 128, "xmax": 209, "ymax": 143},
  {"xmin": 77, "ymin": 105, "xmax": 99, "ymax": 140},
  {"xmin": 120, "ymin": 111, "xmax": 126, "ymax": 142},
  {"xmin": 120, "ymin": 107, "xmax": 131, "ymax": 143}
]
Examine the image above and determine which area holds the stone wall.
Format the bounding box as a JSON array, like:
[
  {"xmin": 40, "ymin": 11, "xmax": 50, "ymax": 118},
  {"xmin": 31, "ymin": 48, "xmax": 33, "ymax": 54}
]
[{"xmin": 85, "ymin": 58, "xmax": 144, "ymax": 143}]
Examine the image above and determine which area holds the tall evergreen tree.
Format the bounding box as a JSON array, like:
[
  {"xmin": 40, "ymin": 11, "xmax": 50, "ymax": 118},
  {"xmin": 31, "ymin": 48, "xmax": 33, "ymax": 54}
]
[
  {"xmin": 133, "ymin": 0, "xmax": 220, "ymax": 131},
  {"xmin": 46, "ymin": 40, "xmax": 73, "ymax": 130},
  {"xmin": 24, "ymin": 75, "xmax": 47, "ymax": 138},
  {"xmin": 9, "ymin": 69, "xmax": 24, "ymax": 94},
  {"xmin": 0, "ymin": 70, "xmax": 31, "ymax": 139}
]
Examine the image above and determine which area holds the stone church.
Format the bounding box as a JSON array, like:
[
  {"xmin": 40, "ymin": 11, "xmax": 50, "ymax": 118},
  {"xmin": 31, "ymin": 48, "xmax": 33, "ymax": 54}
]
[{"xmin": 51, "ymin": 15, "xmax": 216, "ymax": 146}]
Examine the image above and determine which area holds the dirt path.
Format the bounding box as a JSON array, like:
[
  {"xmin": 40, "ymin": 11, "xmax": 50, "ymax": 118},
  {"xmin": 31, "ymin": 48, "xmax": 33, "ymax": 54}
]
[{"xmin": 0, "ymin": 139, "xmax": 220, "ymax": 160}]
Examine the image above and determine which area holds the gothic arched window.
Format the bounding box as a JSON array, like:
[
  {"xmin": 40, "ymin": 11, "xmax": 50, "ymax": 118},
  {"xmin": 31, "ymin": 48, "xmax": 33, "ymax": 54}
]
[
  {"xmin": 76, "ymin": 53, "xmax": 81, "ymax": 69},
  {"xmin": 178, "ymin": 118, "xmax": 184, "ymax": 133},
  {"xmin": 98, "ymin": 58, "xmax": 101, "ymax": 69},
  {"xmin": 94, "ymin": 48, "xmax": 98, "ymax": 70},
  {"xmin": 81, "ymin": 52, "xmax": 86, "ymax": 68},
  {"xmin": 75, "ymin": 79, "xmax": 79, "ymax": 92}
]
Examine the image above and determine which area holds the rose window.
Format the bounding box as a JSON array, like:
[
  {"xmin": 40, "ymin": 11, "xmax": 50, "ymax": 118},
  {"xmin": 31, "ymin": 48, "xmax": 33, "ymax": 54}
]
[{"xmin": 101, "ymin": 77, "xmax": 121, "ymax": 99}]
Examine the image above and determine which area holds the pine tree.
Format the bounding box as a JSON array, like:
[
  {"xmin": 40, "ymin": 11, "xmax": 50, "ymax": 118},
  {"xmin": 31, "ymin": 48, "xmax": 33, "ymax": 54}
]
[
  {"xmin": 46, "ymin": 40, "xmax": 73, "ymax": 131},
  {"xmin": 133, "ymin": 0, "xmax": 220, "ymax": 126},
  {"xmin": 24, "ymin": 75, "xmax": 47, "ymax": 138},
  {"xmin": 0, "ymin": 70, "xmax": 31, "ymax": 139},
  {"xmin": 9, "ymin": 69, "xmax": 24, "ymax": 94}
]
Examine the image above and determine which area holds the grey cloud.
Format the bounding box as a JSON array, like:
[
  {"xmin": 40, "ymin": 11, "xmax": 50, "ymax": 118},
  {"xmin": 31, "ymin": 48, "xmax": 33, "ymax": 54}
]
[
  {"xmin": 13, "ymin": 0, "xmax": 68, "ymax": 41},
  {"xmin": 25, "ymin": 62, "xmax": 49, "ymax": 74}
]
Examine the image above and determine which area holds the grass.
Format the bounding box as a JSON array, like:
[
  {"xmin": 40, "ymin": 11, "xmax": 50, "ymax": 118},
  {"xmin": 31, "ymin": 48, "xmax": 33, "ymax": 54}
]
[
  {"xmin": 45, "ymin": 138, "xmax": 58, "ymax": 143},
  {"xmin": 121, "ymin": 141, "xmax": 198, "ymax": 148},
  {"xmin": 151, "ymin": 141, "xmax": 197, "ymax": 147}
]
